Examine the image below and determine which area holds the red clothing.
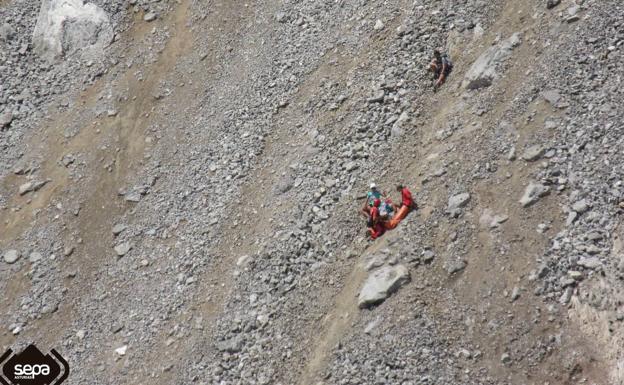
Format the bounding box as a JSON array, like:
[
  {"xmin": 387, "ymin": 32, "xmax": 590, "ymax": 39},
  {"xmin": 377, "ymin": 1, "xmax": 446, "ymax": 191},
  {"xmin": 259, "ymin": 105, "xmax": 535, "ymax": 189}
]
[
  {"xmin": 371, "ymin": 222, "xmax": 385, "ymax": 239},
  {"xmin": 401, "ymin": 187, "xmax": 413, "ymax": 208},
  {"xmin": 370, "ymin": 206, "xmax": 380, "ymax": 223}
]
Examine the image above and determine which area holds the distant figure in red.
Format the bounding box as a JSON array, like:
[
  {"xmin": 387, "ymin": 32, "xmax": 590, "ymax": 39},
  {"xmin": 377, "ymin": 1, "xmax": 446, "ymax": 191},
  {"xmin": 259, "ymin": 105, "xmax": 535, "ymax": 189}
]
[
  {"xmin": 385, "ymin": 184, "xmax": 416, "ymax": 230},
  {"xmin": 368, "ymin": 198, "xmax": 385, "ymax": 240}
]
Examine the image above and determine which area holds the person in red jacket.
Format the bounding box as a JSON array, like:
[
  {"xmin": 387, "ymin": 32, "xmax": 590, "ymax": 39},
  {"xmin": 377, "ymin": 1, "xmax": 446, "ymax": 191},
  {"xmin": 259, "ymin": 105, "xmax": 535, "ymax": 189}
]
[
  {"xmin": 389, "ymin": 184, "xmax": 416, "ymax": 225},
  {"xmin": 368, "ymin": 198, "xmax": 385, "ymax": 240}
]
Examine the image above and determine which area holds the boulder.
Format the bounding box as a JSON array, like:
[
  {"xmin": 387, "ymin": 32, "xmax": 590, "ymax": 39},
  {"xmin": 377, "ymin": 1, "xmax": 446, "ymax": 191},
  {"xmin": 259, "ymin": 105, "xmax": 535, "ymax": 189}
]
[
  {"xmin": 462, "ymin": 33, "xmax": 522, "ymax": 89},
  {"xmin": 522, "ymin": 145, "xmax": 544, "ymax": 161},
  {"xmin": 577, "ymin": 257, "xmax": 601, "ymax": 270},
  {"xmin": 391, "ymin": 111, "xmax": 409, "ymax": 140},
  {"xmin": 3, "ymin": 250, "xmax": 20, "ymax": 264},
  {"xmin": 0, "ymin": 23, "xmax": 16, "ymax": 42},
  {"xmin": 358, "ymin": 265, "xmax": 410, "ymax": 308},
  {"xmin": 519, "ymin": 182, "xmax": 550, "ymax": 207},
  {"xmin": 448, "ymin": 193, "xmax": 471, "ymax": 209},
  {"xmin": 32, "ymin": 0, "xmax": 113, "ymax": 61},
  {"xmin": 114, "ymin": 242, "xmax": 132, "ymax": 257}
]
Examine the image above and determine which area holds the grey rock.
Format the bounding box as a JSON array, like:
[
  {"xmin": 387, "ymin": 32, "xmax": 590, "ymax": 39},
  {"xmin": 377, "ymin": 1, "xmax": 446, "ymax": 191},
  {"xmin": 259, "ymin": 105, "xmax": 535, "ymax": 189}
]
[
  {"xmin": 572, "ymin": 199, "xmax": 589, "ymax": 214},
  {"xmin": 216, "ymin": 336, "xmax": 244, "ymax": 353},
  {"xmin": 3, "ymin": 250, "xmax": 20, "ymax": 264},
  {"xmin": 0, "ymin": 111, "xmax": 13, "ymax": 128},
  {"xmin": 391, "ymin": 111, "xmax": 409, "ymax": 140},
  {"xmin": 577, "ymin": 257, "xmax": 601, "ymax": 270},
  {"xmin": 519, "ymin": 182, "xmax": 550, "ymax": 207},
  {"xmin": 510, "ymin": 286, "xmax": 520, "ymax": 301},
  {"xmin": 546, "ymin": 0, "xmax": 561, "ymax": 9},
  {"xmin": 559, "ymin": 287, "xmax": 573, "ymax": 305},
  {"xmin": 124, "ymin": 191, "xmax": 142, "ymax": 202},
  {"xmin": 143, "ymin": 12, "xmax": 157, "ymax": 22},
  {"xmin": 18, "ymin": 180, "xmax": 50, "ymax": 196},
  {"xmin": 114, "ymin": 242, "xmax": 132, "ymax": 257},
  {"xmin": 367, "ymin": 90, "xmax": 385, "ymax": 103},
  {"xmin": 29, "ymin": 252, "xmax": 43, "ymax": 263},
  {"xmin": 448, "ymin": 193, "xmax": 471, "ymax": 209},
  {"xmin": 422, "ymin": 250, "xmax": 435, "ymax": 263},
  {"xmin": 358, "ymin": 265, "xmax": 410, "ymax": 308},
  {"xmin": 0, "ymin": 23, "xmax": 16, "ymax": 42},
  {"xmin": 112, "ymin": 224, "xmax": 127, "ymax": 236},
  {"xmin": 32, "ymin": 0, "xmax": 114, "ymax": 61},
  {"xmin": 446, "ymin": 259, "xmax": 467, "ymax": 275},
  {"xmin": 522, "ymin": 145, "xmax": 544, "ymax": 161},
  {"xmin": 462, "ymin": 33, "xmax": 522, "ymax": 89}
]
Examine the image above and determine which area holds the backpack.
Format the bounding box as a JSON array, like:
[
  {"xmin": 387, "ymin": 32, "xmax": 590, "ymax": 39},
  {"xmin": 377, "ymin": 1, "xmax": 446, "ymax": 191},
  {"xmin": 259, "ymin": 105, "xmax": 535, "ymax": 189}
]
[{"xmin": 441, "ymin": 54, "xmax": 453, "ymax": 74}]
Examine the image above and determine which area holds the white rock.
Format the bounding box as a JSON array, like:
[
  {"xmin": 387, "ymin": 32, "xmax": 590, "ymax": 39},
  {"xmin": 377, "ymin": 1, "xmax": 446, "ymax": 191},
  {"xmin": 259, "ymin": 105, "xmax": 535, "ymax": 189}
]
[
  {"xmin": 577, "ymin": 257, "xmax": 601, "ymax": 270},
  {"xmin": 358, "ymin": 265, "xmax": 410, "ymax": 308},
  {"xmin": 29, "ymin": 252, "xmax": 43, "ymax": 263},
  {"xmin": 32, "ymin": 0, "xmax": 113, "ymax": 61},
  {"xmin": 448, "ymin": 193, "xmax": 471, "ymax": 210},
  {"xmin": 463, "ymin": 33, "xmax": 522, "ymax": 89},
  {"xmin": 3, "ymin": 249, "xmax": 20, "ymax": 264},
  {"xmin": 114, "ymin": 345, "xmax": 127, "ymax": 355},
  {"xmin": 519, "ymin": 182, "xmax": 550, "ymax": 207},
  {"xmin": 114, "ymin": 242, "xmax": 132, "ymax": 257}
]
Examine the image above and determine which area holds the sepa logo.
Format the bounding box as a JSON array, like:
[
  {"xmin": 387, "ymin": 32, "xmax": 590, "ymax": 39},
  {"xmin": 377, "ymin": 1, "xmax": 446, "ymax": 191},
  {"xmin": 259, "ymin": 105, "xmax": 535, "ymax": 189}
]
[{"xmin": 0, "ymin": 345, "xmax": 69, "ymax": 385}]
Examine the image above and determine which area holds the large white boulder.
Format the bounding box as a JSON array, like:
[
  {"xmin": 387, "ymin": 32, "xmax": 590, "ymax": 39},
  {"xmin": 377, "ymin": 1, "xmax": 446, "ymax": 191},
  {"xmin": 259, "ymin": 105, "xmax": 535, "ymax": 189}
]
[
  {"xmin": 32, "ymin": 0, "xmax": 113, "ymax": 61},
  {"xmin": 462, "ymin": 33, "xmax": 522, "ymax": 90},
  {"xmin": 358, "ymin": 265, "xmax": 410, "ymax": 308}
]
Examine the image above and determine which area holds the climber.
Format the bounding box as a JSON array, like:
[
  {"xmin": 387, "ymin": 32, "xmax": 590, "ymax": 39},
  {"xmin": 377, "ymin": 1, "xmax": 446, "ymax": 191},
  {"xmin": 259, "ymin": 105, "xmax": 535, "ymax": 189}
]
[
  {"xmin": 360, "ymin": 182, "xmax": 382, "ymax": 218},
  {"xmin": 379, "ymin": 198, "xmax": 395, "ymax": 221},
  {"xmin": 395, "ymin": 184, "xmax": 415, "ymax": 219},
  {"xmin": 384, "ymin": 184, "xmax": 416, "ymax": 230},
  {"xmin": 428, "ymin": 49, "xmax": 453, "ymax": 89},
  {"xmin": 367, "ymin": 198, "xmax": 385, "ymax": 240}
]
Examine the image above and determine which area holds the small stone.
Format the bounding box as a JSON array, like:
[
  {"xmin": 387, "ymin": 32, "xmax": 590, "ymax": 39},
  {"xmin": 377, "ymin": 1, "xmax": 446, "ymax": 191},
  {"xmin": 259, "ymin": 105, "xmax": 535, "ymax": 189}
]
[
  {"xmin": 422, "ymin": 250, "xmax": 435, "ymax": 263},
  {"xmin": 446, "ymin": 259, "xmax": 467, "ymax": 275},
  {"xmin": 546, "ymin": 0, "xmax": 561, "ymax": 9},
  {"xmin": 577, "ymin": 257, "xmax": 601, "ymax": 270},
  {"xmin": 112, "ymin": 224, "xmax": 127, "ymax": 236},
  {"xmin": 76, "ymin": 330, "xmax": 86, "ymax": 340},
  {"xmin": 114, "ymin": 242, "xmax": 132, "ymax": 257},
  {"xmin": 447, "ymin": 193, "xmax": 471, "ymax": 217},
  {"xmin": 510, "ymin": 286, "xmax": 520, "ymax": 301},
  {"xmin": 344, "ymin": 161, "xmax": 358, "ymax": 172},
  {"xmin": 0, "ymin": 111, "xmax": 13, "ymax": 128},
  {"xmin": 216, "ymin": 336, "xmax": 244, "ymax": 353},
  {"xmin": 237, "ymin": 255, "xmax": 251, "ymax": 266},
  {"xmin": 64, "ymin": 246, "xmax": 75, "ymax": 257},
  {"xmin": 3, "ymin": 249, "xmax": 20, "ymax": 264},
  {"xmin": 143, "ymin": 12, "xmax": 157, "ymax": 22},
  {"xmin": 559, "ymin": 287, "xmax": 573, "ymax": 305},
  {"xmin": 520, "ymin": 182, "xmax": 550, "ymax": 207},
  {"xmin": 501, "ymin": 353, "xmax": 511, "ymax": 365},
  {"xmin": 373, "ymin": 19, "xmax": 384, "ymax": 30},
  {"xmin": 29, "ymin": 252, "xmax": 43, "ymax": 263},
  {"xmin": 568, "ymin": 271, "xmax": 583, "ymax": 281},
  {"xmin": 522, "ymin": 145, "xmax": 544, "ymax": 161},
  {"xmin": 124, "ymin": 192, "xmax": 141, "ymax": 202},
  {"xmin": 572, "ymin": 199, "xmax": 589, "ymax": 214},
  {"xmin": 115, "ymin": 345, "xmax": 127, "ymax": 356}
]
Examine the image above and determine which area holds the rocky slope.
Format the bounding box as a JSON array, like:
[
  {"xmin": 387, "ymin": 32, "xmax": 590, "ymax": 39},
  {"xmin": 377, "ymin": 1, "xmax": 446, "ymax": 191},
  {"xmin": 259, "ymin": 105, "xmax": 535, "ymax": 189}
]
[{"xmin": 1, "ymin": 0, "xmax": 623, "ymax": 384}]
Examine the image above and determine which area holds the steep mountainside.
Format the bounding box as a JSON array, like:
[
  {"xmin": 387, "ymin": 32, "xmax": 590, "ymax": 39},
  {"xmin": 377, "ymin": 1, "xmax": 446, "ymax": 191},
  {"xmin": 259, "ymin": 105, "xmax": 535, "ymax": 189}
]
[{"xmin": 1, "ymin": 0, "xmax": 623, "ymax": 384}]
